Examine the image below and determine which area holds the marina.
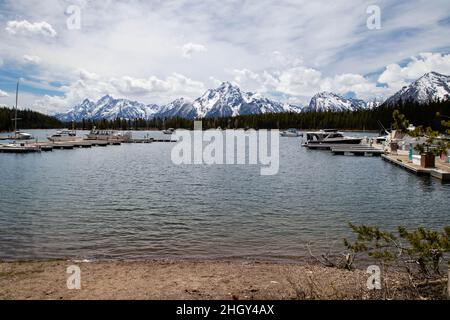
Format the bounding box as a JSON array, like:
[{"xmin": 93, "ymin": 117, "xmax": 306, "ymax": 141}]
[
  {"xmin": 0, "ymin": 130, "xmax": 178, "ymax": 153},
  {"xmin": 381, "ymin": 154, "xmax": 450, "ymax": 182},
  {"xmin": 302, "ymin": 129, "xmax": 450, "ymax": 181}
]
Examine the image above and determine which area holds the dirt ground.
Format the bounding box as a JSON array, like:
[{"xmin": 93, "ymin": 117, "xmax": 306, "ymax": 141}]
[{"xmin": 0, "ymin": 260, "xmax": 442, "ymax": 300}]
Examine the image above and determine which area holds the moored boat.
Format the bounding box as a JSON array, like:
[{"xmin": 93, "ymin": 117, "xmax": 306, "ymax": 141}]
[
  {"xmin": 0, "ymin": 142, "xmax": 40, "ymax": 153},
  {"xmin": 280, "ymin": 128, "xmax": 302, "ymax": 137},
  {"xmin": 48, "ymin": 129, "xmax": 78, "ymax": 142},
  {"xmin": 303, "ymin": 129, "xmax": 362, "ymax": 146},
  {"xmin": 11, "ymin": 131, "xmax": 34, "ymax": 140},
  {"xmin": 86, "ymin": 127, "xmax": 131, "ymax": 141},
  {"xmin": 9, "ymin": 81, "xmax": 34, "ymax": 140},
  {"xmin": 162, "ymin": 128, "xmax": 175, "ymax": 135}
]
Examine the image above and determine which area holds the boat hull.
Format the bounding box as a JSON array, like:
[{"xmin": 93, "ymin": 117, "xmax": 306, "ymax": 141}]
[
  {"xmin": 306, "ymin": 138, "xmax": 362, "ymax": 145},
  {"xmin": 48, "ymin": 136, "xmax": 80, "ymax": 142},
  {"xmin": 280, "ymin": 133, "xmax": 301, "ymax": 137}
]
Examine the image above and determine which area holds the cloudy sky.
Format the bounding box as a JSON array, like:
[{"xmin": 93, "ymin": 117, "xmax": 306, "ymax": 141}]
[{"xmin": 1, "ymin": 0, "xmax": 450, "ymax": 114}]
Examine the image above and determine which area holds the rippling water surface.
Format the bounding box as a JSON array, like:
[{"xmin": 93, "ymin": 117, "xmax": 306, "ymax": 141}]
[{"xmin": 0, "ymin": 129, "xmax": 449, "ymax": 262}]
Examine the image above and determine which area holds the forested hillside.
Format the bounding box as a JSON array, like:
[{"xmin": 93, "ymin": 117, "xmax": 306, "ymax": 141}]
[
  {"xmin": 70, "ymin": 100, "xmax": 450, "ymax": 133},
  {"xmin": 0, "ymin": 107, "xmax": 63, "ymax": 131},
  {"xmin": 1, "ymin": 100, "xmax": 449, "ymax": 133}
]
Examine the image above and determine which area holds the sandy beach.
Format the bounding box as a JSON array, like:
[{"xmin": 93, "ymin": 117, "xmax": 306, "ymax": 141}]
[{"xmin": 0, "ymin": 259, "xmax": 434, "ymax": 300}]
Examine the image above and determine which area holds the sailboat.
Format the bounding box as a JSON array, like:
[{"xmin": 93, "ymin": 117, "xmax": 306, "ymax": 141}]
[
  {"xmin": 9, "ymin": 81, "xmax": 34, "ymax": 140},
  {"xmin": 0, "ymin": 81, "xmax": 40, "ymax": 153}
]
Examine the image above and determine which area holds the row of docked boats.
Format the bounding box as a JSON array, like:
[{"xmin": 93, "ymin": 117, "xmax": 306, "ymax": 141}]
[
  {"xmin": 47, "ymin": 127, "xmax": 133, "ymax": 142},
  {"xmin": 0, "ymin": 127, "xmax": 132, "ymax": 153},
  {"xmin": 280, "ymin": 128, "xmax": 364, "ymax": 145},
  {"xmin": 0, "ymin": 81, "xmax": 134, "ymax": 153}
]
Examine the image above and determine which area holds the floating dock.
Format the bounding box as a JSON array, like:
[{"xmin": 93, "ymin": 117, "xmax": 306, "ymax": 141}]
[
  {"xmin": 331, "ymin": 145, "xmax": 385, "ymax": 156},
  {"xmin": 305, "ymin": 143, "xmax": 385, "ymax": 156},
  {"xmin": 0, "ymin": 145, "xmax": 41, "ymax": 153},
  {"xmin": 0, "ymin": 137, "xmax": 177, "ymax": 153},
  {"xmin": 381, "ymin": 154, "xmax": 450, "ymax": 182}
]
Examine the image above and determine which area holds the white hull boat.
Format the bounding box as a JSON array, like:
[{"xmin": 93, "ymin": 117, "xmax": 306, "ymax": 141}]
[{"xmin": 280, "ymin": 129, "xmax": 302, "ymax": 137}]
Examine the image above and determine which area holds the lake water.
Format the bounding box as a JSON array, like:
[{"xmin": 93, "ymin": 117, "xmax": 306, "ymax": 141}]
[{"xmin": 0, "ymin": 129, "xmax": 449, "ymax": 262}]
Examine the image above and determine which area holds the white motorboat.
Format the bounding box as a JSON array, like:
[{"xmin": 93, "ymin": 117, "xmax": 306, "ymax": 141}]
[
  {"xmin": 12, "ymin": 131, "xmax": 34, "ymax": 140},
  {"xmin": 162, "ymin": 128, "xmax": 175, "ymax": 135},
  {"xmin": 0, "ymin": 142, "xmax": 40, "ymax": 153},
  {"xmin": 86, "ymin": 127, "xmax": 131, "ymax": 141},
  {"xmin": 280, "ymin": 128, "xmax": 302, "ymax": 137},
  {"xmin": 302, "ymin": 129, "xmax": 362, "ymax": 146},
  {"xmin": 48, "ymin": 129, "xmax": 78, "ymax": 142}
]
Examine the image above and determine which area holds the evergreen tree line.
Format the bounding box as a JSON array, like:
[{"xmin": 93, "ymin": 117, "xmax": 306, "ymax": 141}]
[
  {"xmin": 1, "ymin": 100, "xmax": 449, "ymax": 133},
  {"xmin": 72, "ymin": 100, "xmax": 450, "ymax": 133},
  {"xmin": 0, "ymin": 107, "xmax": 64, "ymax": 132}
]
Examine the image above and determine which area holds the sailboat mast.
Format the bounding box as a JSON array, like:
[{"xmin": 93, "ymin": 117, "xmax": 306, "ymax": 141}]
[{"xmin": 14, "ymin": 81, "xmax": 19, "ymax": 134}]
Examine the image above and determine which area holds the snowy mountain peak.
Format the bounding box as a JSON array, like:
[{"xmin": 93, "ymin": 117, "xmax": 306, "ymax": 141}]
[
  {"xmin": 56, "ymin": 95, "xmax": 160, "ymax": 121},
  {"xmin": 157, "ymin": 97, "xmax": 197, "ymax": 119},
  {"xmin": 384, "ymin": 71, "xmax": 450, "ymax": 106},
  {"xmin": 217, "ymin": 81, "xmax": 239, "ymax": 91},
  {"xmin": 190, "ymin": 82, "xmax": 299, "ymax": 119},
  {"xmin": 305, "ymin": 92, "xmax": 367, "ymax": 112}
]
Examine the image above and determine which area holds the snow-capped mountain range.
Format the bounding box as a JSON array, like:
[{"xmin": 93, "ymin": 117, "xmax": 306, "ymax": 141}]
[
  {"xmin": 304, "ymin": 92, "xmax": 369, "ymax": 112},
  {"xmin": 383, "ymin": 71, "xmax": 450, "ymax": 107},
  {"xmin": 56, "ymin": 95, "xmax": 160, "ymax": 121},
  {"xmin": 56, "ymin": 82, "xmax": 303, "ymax": 121},
  {"xmin": 55, "ymin": 72, "xmax": 450, "ymax": 121},
  {"xmin": 191, "ymin": 81, "xmax": 297, "ymax": 118}
]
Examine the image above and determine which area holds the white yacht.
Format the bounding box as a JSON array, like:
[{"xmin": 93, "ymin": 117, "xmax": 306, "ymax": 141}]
[
  {"xmin": 303, "ymin": 129, "xmax": 362, "ymax": 146},
  {"xmin": 280, "ymin": 128, "xmax": 302, "ymax": 137},
  {"xmin": 85, "ymin": 127, "xmax": 131, "ymax": 141},
  {"xmin": 48, "ymin": 129, "xmax": 78, "ymax": 142},
  {"xmin": 162, "ymin": 128, "xmax": 175, "ymax": 135},
  {"xmin": 0, "ymin": 141, "xmax": 40, "ymax": 153},
  {"xmin": 12, "ymin": 131, "xmax": 34, "ymax": 140}
]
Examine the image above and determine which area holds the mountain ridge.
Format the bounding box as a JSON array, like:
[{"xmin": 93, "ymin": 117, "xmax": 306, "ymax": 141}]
[
  {"xmin": 383, "ymin": 71, "xmax": 450, "ymax": 107},
  {"xmin": 55, "ymin": 72, "xmax": 450, "ymax": 121}
]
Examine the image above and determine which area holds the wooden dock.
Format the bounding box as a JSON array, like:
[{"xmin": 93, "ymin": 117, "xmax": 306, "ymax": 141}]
[
  {"xmin": 152, "ymin": 139, "xmax": 178, "ymax": 143},
  {"xmin": 381, "ymin": 154, "xmax": 450, "ymax": 182},
  {"xmin": 1, "ymin": 137, "xmax": 178, "ymax": 153},
  {"xmin": 35, "ymin": 140, "xmax": 112, "ymax": 150},
  {"xmin": 0, "ymin": 145, "xmax": 41, "ymax": 153},
  {"xmin": 123, "ymin": 138, "xmax": 154, "ymax": 143},
  {"xmin": 304, "ymin": 143, "xmax": 385, "ymax": 156},
  {"xmin": 331, "ymin": 145, "xmax": 385, "ymax": 156}
]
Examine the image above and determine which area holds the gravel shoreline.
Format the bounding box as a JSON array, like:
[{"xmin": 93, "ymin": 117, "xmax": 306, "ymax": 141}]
[{"xmin": 0, "ymin": 260, "xmax": 439, "ymax": 300}]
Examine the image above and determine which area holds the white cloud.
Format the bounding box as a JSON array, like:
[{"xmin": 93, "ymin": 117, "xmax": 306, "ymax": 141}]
[
  {"xmin": 23, "ymin": 55, "xmax": 41, "ymax": 64},
  {"xmin": 232, "ymin": 51, "xmax": 450, "ymax": 104},
  {"xmin": 110, "ymin": 73, "xmax": 205, "ymax": 97},
  {"xmin": 277, "ymin": 67, "xmax": 323, "ymax": 97},
  {"xmin": 0, "ymin": 1, "xmax": 449, "ymax": 112},
  {"xmin": 78, "ymin": 69, "xmax": 98, "ymax": 81},
  {"xmin": 33, "ymin": 70, "xmax": 206, "ymax": 112},
  {"xmin": 232, "ymin": 65, "xmax": 391, "ymax": 104},
  {"xmin": 321, "ymin": 73, "xmax": 388, "ymax": 101},
  {"xmin": 209, "ymin": 76, "xmax": 223, "ymax": 87},
  {"xmin": 0, "ymin": 90, "xmax": 9, "ymax": 97},
  {"xmin": 6, "ymin": 20, "xmax": 57, "ymax": 38},
  {"xmin": 378, "ymin": 52, "xmax": 450, "ymax": 89},
  {"xmin": 181, "ymin": 43, "xmax": 207, "ymax": 58}
]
